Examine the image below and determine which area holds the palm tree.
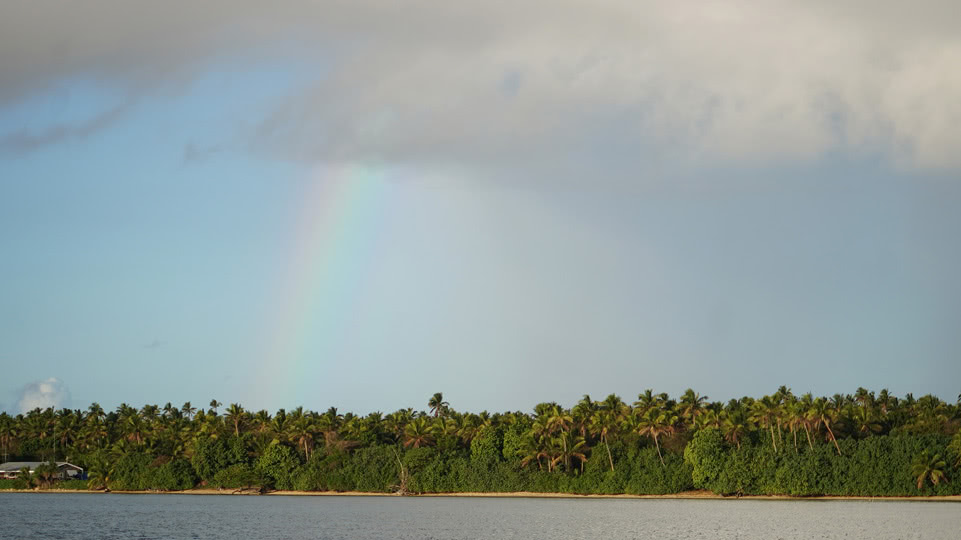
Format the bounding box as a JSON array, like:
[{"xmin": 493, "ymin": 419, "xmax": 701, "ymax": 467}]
[
  {"xmin": 589, "ymin": 409, "xmax": 619, "ymax": 471},
  {"xmin": 428, "ymin": 393, "xmax": 449, "ymax": 418},
  {"xmin": 750, "ymin": 396, "xmax": 781, "ymax": 453},
  {"xmin": 403, "ymin": 417, "xmax": 434, "ymax": 448},
  {"xmin": 181, "ymin": 402, "xmax": 197, "ymax": 420},
  {"xmin": 86, "ymin": 453, "xmax": 113, "ymax": 490},
  {"xmin": 545, "ymin": 405, "xmax": 573, "ymax": 435},
  {"xmin": 518, "ymin": 434, "xmax": 549, "ymax": 471},
  {"xmin": 854, "ymin": 387, "xmax": 874, "ymax": 408},
  {"xmin": 911, "ymin": 450, "xmax": 948, "ymax": 491},
  {"xmin": 633, "ymin": 389, "xmax": 664, "ymax": 416},
  {"xmin": 572, "ymin": 395, "xmax": 597, "ymax": 437},
  {"xmin": 209, "ymin": 400, "xmax": 222, "ymax": 415},
  {"xmin": 289, "ymin": 415, "xmax": 316, "ymax": 460},
  {"xmin": 808, "ymin": 398, "xmax": 842, "ymax": 455},
  {"xmin": 781, "ymin": 401, "xmax": 803, "ymax": 452},
  {"xmin": 797, "ymin": 393, "xmax": 816, "ymax": 450},
  {"xmin": 877, "ymin": 389, "xmax": 893, "ymax": 416},
  {"xmin": 635, "ymin": 408, "xmax": 676, "ymax": 466},
  {"xmin": 851, "ymin": 406, "xmax": 882, "ymax": 438},
  {"xmin": 123, "ymin": 414, "xmax": 147, "ymax": 446},
  {"xmin": 225, "ymin": 403, "xmax": 246, "ymax": 436},
  {"xmin": 721, "ymin": 411, "xmax": 749, "ymax": 450},
  {"xmin": 678, "ymin": 389, "xmax": 709, "ymax": 425},
  {"xmin": 0, "ymin": 413, "xmax": 15, "ymax": 462},
  {"xmin": 550, "ymin": 431, "xmax": 588, "ymax": 473}
]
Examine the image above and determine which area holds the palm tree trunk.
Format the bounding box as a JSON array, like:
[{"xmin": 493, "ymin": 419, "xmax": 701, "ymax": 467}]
[
  {"xmin": 803, "ymin": 424, "xmax": 813, "ymax": 450},
  {"xmin": 825, "ymin": 424, "xmax": 842, "ymax": 455},
  {"xmin": 769, "ymin": 425, "xmax": 778, "ymax": 453},
  {"xmin": 603, "ymin": 434, "xmax": 614, "ymax": 472},
  {"xmin": 792, "ymin": 428, "xmax": 798, "ymax": 453},
  {"xmin": 653, "ymin": 435, "xmax": 665, "ymax": 466}
]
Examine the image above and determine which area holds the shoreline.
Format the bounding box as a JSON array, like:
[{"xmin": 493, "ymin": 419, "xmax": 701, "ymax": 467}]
[{"xmin": 3, "ymin": 488, "xmax": 960, "ymax": 502}]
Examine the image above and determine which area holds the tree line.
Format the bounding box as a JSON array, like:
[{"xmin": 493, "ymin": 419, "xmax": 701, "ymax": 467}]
[{"xmin": 1, "ymin": 388, "xmax": 960, "ymax": 496}]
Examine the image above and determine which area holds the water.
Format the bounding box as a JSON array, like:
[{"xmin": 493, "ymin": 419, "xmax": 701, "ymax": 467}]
[{"xmin": 1, "ymin": 493, "xmax": 958, "ymax": 540}]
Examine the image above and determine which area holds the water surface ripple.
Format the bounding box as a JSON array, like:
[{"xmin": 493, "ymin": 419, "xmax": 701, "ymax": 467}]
[{"xmin": 1, "ymin": 493, "xmax": 958, "ymax": 540}]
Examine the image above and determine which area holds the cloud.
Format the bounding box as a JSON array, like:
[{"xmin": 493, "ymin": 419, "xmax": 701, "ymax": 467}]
[
  {"xmin": 1, "ymin": 1, "xmax": 959, "ymax": 170},
  {"xmin": 0, "ymin": 102, "xmax": 130, "ymax": 154},
  {"xmin": 16, "ymin": 378, "xmax": 71, "ymax": 413}
]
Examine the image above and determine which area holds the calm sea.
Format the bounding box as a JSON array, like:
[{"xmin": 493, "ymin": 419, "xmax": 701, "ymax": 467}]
[{"xmin": 1, "ymin": 493, "xmax": 958, "ymax": 540}]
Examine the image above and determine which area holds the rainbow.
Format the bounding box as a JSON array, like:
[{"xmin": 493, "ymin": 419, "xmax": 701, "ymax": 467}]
[{"xmin": 259, "ymin": 163, "xmax": 391, "ymax": 405}]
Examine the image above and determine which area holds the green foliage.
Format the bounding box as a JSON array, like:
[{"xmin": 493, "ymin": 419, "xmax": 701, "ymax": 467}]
[
  {"xmin": 5, "ymin": 388, "xmax": 960, "ymax": 497},
  {"xmin": 211, "ymin": 464, "xmax": 263, "ymax": 489},
  {"xmin": 255, "ymin": 443, "xmax": 300, "ymax": 490},
  {"xmin": 685, "ymin": 428, "xmax": 726, "ymax": 490},
  {"xmin": 470, "ymin": 428, "xmax": 504, "ymax": 468},
  {"xmin": 109, "ymin": 452, "xmax": 153, "ymax": 491},
  {"xmin": 623, "ymin": 447, "xmax": 692, "ymax": 494},
  {"xmin": 684, "ymin": 432, "xmax": 961, "ymax": 496},
  {"xmin": 191, "ymin": 437, "xmax": 230, "ymax": 482},
  {"xmin": 501, "ymin": 425, "xmax": 525, "ymax": 463},
  {"xmin": 106, "ymin": 453, "xmax": 197, "ymax": 491},
  {"xmin": 148, "ymin": 459, "xmax": 196, "ymax": 491},
  {"xmin": 0, "ymin": 478, "xmax": 23, "ymax": 489},
  {"xmin": 57, "ymin": 479, "xmax": 90, "ymax": 490}
]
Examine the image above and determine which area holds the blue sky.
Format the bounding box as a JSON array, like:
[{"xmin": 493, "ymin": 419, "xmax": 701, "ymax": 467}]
[{"xmin": 1, "ymin": 1, "xmax": 960, "ymax": 415}]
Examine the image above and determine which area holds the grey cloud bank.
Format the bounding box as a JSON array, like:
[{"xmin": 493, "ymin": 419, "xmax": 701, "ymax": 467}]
[{"xmin": 1, "ymin": 1, "xmax": 960, "ymax": 171}]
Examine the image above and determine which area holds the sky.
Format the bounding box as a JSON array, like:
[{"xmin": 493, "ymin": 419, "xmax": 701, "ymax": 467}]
[{"xmin": 1, "ymin": 1, "xmax": 960, "ymax": 415}]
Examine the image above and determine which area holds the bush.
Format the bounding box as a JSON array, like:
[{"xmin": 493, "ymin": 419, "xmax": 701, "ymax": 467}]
[
  {"xmin": 0, "ymin": 478, "xmax": 22, "ymax": 490},
  {"xmin": 56, "ymin": 479, "xmax": 90, "ymax": 490},
  {"xmin": 684, "ymin": 431, "xmax": 961, "ymax": 496},
  {"xmin": 146, "ymin": 459, "xmax": 196, "ymax": 491},
  {"xmin": 211, "ymin": 464, "xmax": 263, "ymax": 489},
  {"xmin": 255, "ymin": 443, "xmax": 300, "ymax": 490}
]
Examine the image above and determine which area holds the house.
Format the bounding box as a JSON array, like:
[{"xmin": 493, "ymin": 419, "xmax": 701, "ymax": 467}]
[{"xmin": 0, "ymin": 462, "xmax": 84, "ymax": 480}]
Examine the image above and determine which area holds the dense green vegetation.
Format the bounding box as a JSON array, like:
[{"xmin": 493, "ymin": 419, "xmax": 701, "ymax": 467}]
[{"xmin": 2, "ymin": 388, "xmax": 959, "ymax": 496}]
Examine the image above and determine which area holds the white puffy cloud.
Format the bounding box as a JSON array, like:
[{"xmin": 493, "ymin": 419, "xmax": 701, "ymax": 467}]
[
  {"xmin": 1, "ymin": 1, "xmax": 959, "ymax": 170},
  {"xmin": 16, "ymin": 378, "xmax": 71, "ymax": 413}
]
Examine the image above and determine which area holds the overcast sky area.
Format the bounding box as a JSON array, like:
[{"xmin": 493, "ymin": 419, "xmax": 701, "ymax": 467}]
[{"xmin": 2, "ymin": 1, "xmax": 960, "ymax": 415}]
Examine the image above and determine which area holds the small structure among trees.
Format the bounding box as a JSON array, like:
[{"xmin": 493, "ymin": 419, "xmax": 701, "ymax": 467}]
[{"xmin": 0, "ymin": 461, "xmax": 83, "ymax": 480}]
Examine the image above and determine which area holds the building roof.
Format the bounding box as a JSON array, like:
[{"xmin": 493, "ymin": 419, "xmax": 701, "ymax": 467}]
[{"xmin": 0, "ymin": 461, "xmax": 83, "ymax": 472}]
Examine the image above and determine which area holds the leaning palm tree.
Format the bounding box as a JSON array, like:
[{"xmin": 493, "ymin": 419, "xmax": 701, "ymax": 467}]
[
  {"xmin": 428, "ymin": 393, "xmax": 449, "ymax": 418},
  {"xmin": 589, "ymin": 409, "xmax": 619, "ymax": 471},
  {"xmin": 807, "ymin": 398, "xmax": 842, "ymax": 455},
  {"xmin": 750, "ymin": 396, "xmax": 781, "ymax": 453},
  {"xmin": 911, "ymin": 450, "xmax": 948, "ymax": 491},
  {"xmin": 634, "ymin": 408, "xmax": 676, "ymax": 466}
]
